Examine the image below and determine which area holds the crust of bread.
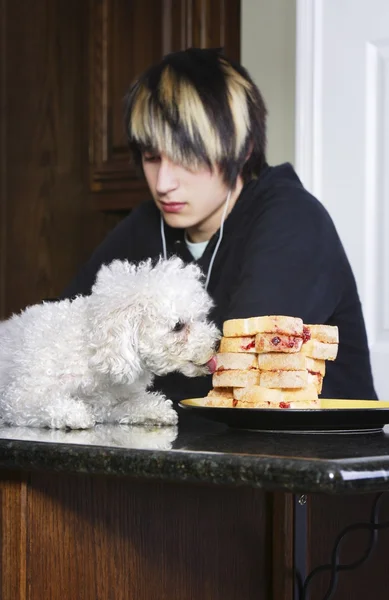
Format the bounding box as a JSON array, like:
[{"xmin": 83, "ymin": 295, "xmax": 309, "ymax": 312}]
[
  {"xmin": 255, "ymin": 333, "xmax": 303, "ymax": 354},
  {"xmin": 301, "ymin": 339, "xmax": 338, "ymax": 360},
  {"xmin": 223, "ymin": 315, "xmax": 304, "ymax": 337},
  {"xmin": 257, "ymin": 352, "xmax": 307, "ymax": 371},
  {"xmin": 216, "ymin": 352, "xmax": 257, "ymax": 371},
  {"xmin": 212, "ymin": 369, "xmax": 260, "ymax": 388},
  {"xmin": 259, "ymin": 370, "xmax": 308, "ymax": 389},
  {"xmin": 219, "ymin": 336, "xmax": 256, "ymax": 353},
  {"xmin": 305, "ymin": 324, "xmax": 339, "ymax": 344}
]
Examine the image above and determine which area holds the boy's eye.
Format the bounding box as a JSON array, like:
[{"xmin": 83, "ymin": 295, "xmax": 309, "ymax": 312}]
[
  {"xmin": 172, "ymin": 321, "xmax": 186, "ymax": 333},
  {"xmin": 143, "ymin": 154, "xmax": 160, "ymax": 163}
]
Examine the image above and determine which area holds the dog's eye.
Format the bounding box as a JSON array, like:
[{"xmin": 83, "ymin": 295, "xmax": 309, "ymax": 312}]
[{"xmin": 172, "ymin": 321, "xmax": 185, "ymax": 333}]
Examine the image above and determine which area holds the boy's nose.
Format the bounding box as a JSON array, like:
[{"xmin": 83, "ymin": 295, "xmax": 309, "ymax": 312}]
[{"xmin": 156, "ymin": 159, "xmax": 179, "ymax": 195}]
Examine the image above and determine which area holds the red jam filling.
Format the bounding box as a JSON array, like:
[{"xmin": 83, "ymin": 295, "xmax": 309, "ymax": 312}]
[
  {"xmin": 302, "ymin": 326, "xmax": 311, "ymax": 344},
  {"xmin": 241, "ymin": 340, "xmax": 255, "ymax": 351},
  {"xmin": 279, "ymin": 402, "xmax": 290, "ymax": 409},
  {"xmin": 271, "ymin": 336, "xmax": 300, "ymax": 349}
]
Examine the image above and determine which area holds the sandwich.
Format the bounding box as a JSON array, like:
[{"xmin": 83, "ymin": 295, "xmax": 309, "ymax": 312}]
[
  {"xmin": 233, "ymin": 384, "xmax": 319, "ymax": 408},
  {"xmin": 255, "ymin": 333, "xmax": 304, "ymax": 353},
  {"xmin": 301, "ymin": 324, "xmax": 339, "ymax": 360},
  {"xmin": 223, "ymin": 315, "xmax": 304, "ymax": 337},
  {"xmin": 212, "ymin": 369, "xmax": 261, "ymax": 388},
  {"xmin": 200, "ymin": 316, "xmax": 339, "ymax": 411},
  {"xmin": 216, "ymin": 352, "xmax": 257, "ymax": 371},
  {"xmin": 219, "ymin": 336, "xmax": 257, "ymax": 353},
  {"xmin": 204, "ymin": 387, "xmax": 234, "ymax": 407}
]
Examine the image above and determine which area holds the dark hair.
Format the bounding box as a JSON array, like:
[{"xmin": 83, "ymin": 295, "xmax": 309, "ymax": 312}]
[{"xmin": 124, "ymin": 47, "xmax": 267, "ymax": 187}]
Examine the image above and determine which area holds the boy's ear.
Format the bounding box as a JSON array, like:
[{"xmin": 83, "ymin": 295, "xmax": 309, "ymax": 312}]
[{"xmin": 245, "ymin": 140, "xmax": 254, "ymax": 162}]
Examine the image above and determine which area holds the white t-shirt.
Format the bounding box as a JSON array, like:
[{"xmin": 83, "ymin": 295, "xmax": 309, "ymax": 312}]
[{"xmin": 184, "ymin": 232, "xmax": 209, "ymax": 260}]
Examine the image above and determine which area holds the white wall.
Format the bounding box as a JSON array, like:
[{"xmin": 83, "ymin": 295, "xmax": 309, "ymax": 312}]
[{"xmin": 241, "ymin": 0, "xmax": 296, "ymax": 166}]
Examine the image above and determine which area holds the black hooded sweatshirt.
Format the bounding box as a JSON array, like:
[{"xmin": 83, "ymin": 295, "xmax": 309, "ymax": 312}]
[{"xmin": 61, "ymin": 163, "xmax": 378, "ymax": 402}]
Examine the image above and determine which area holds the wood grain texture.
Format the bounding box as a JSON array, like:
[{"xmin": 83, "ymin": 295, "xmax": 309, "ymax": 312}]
[
  {"xmin": 2, "ymin": 0, "xmax": 124, "ymax": 315},
  {"xmin": 26, "ymin": 473, "xmax": 272, "ymax": 600},
  {"xmin": 0, "ymin": 0, "xmax": 6, "ymax": 319},
  {"xmin": 89, "ymin": 0, "xmax": 241, "ymax": 209},
  {"xmin": 307, "ymin": 493, "xmax": 389, "ymax": 599},
  {"xmin": 272, "ymin": 492, "xmax": 294, "ymax": 600},
  {"xmin": 0, "ymin": 472, "xmax": 28, "ymax": 600}
]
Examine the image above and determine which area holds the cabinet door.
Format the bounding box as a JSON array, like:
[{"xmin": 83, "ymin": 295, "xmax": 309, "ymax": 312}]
[{"xmin": 89, "ymin": 0, "xmax": 241, "ymax": 210}]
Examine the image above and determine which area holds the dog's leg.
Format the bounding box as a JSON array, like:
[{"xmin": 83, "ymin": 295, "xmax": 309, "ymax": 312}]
[
  {"xmin": 107, "ymin": 391, "xmax": 178, "ymax": 426},
  {"xmin": 1, "ymin": 388, "xmax": 96, "ymax": 430}
]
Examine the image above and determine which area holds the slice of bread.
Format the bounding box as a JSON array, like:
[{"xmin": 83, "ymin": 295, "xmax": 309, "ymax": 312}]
[
  {"xmin": 212, "ymin": 369, "xmax": 260, "ymax": 388},
  {"xmin": 233, "ymin": 386, "xmax": 284, "ymax": 406},
  {"xmin": 259, "ymin": 369, "xmax": 308, "ymax": 389},
  {"xmin": 255, "ymin": 333, "xmax": 303, "ymax": 354},
  {"xmin": 301, "ymin": 339, "xmax": 338, "ymax": 361},
  {"xmin": 223, "ymin": 315, "xmax": 304, "ymax": 337},
  {"xmin": 257, "ymin": 352, "xmax": 307, "ymax": 371},
  {"xmin": 219, "ymin": 336, "xmax": 256, "ymax": 353},
  {"xmin": 305, "ymin": 324, "xmax": 339, "ymax": 344},
  {"xmin": 307, "ymin": 371, "xmax": 323, "ymax": 394},
  {"xmin": 207, "ymin": 387, "xmax": 233, "ymax": 399},
  {"xmin": 204, "ymin": 396, "xmax": 234, "ymax": 407},
  {"xmin": 305, "ymin": 357, "xmax": 326, "ymax": 376},
  {"xmin": 233, "ymin": 384, "xmax": 318, "ymax": 408},
  {"xmin": 216, "ymin": 352, "xmax": 257, "ymax": 371}
]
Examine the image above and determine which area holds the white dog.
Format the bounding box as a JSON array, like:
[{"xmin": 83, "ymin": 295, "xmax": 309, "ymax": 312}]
[{"xmin": 0, "ymin": 257, "xmax": 219, "ymax": 429}]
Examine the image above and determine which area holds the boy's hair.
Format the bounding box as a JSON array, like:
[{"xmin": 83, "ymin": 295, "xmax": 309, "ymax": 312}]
[{"xmin": 124, "ymin": 47, "xmax": 267, "ymax": 187}]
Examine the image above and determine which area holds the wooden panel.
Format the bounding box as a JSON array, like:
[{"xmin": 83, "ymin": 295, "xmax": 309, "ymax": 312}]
[
  {"xmin": 0, "ymin": 0, "xmax": 6, "ymax": 318},
  {"xmin": 89, "ymin": 0, "xmax": 163, "ymax": 207},
  {"xmin": 26, "ymin": 473, "xmax": 271, "ymax": 600},
  {"xmin": 272, "ymin": 492, "xmax": 294, "ymax": 600},
  {"xmin": 307, "ymin": 493, "xmax": 389, "ymax": 599},
  {"xmin": 1, "ymin": 0, "xmax": 125, "ymax": 316},
  {"xmin": 0, "ymin": 472, "xmax": 27, "ymax": 600},
  {"xmin": 89, "ymin": 0, "xmax": 241, "ymax": 210}
]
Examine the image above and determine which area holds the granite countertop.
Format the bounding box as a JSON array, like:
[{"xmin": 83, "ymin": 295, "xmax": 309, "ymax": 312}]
[{"xmin": 0, "ymin": 409, "xmax": 389, "ymax": 494}]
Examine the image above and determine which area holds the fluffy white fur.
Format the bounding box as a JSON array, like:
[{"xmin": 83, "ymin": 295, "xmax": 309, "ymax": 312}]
[{"xmin": 0, "ymin": 257, "xmax": 219, "ymax": 429}]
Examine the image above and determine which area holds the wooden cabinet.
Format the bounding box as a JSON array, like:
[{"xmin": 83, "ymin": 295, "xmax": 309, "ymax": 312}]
[{"xmin": 89, "ymin": 0, "xmax": 241, "ymax": 210}]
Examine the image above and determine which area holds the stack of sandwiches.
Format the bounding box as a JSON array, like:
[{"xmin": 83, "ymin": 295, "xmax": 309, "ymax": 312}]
[{"xmin": 206, "ymin": 315, "xmax": 339, "ymax": 409}]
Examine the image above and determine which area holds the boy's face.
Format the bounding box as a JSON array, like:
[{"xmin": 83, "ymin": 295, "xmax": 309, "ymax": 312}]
[{"xmin": 142, "ymin": 152, "xmax": 241, "ymax": 243}]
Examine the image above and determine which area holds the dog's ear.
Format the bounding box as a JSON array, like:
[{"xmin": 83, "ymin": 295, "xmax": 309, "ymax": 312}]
[
  {"xmin": 87, "ymin": 319, "xmax": 144, "ymax": 385},
  {"xmin": 87, "ymin": 307, "xmax": 144, "ymax": 385},
  {"xmin": 87, "ymin": 260, "xmax": 147, "ymax": 385}
]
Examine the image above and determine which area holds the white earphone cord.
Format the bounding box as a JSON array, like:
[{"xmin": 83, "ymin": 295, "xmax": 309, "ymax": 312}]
[
  {"xmin": 160, "ymin": 188, "xmax": 232, "ymax": 289},
  {"xmin": 160, "ymin": 213, "xmax": 168, "ymax": 260},
  {"xmin": 204, "ymin": 189, "xmax": 231, "ymax": 289}
]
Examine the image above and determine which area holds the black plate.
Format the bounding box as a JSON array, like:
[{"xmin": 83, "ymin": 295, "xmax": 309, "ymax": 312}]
[{"xmin": 178, "ymin": 401, "xmax": 389, "ymax": 433}]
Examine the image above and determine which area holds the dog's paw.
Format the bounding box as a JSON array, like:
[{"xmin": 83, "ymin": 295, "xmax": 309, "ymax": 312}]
[
  {"xmin": 48, "ymin": 400, "xmax": 96, "ymax": 430},
  {"xmin": 115, "ymin": 393, "xmax": 178, "ymax": 427},
  {"xmin": 150, "ymin": 406, "xmax": 178, "ymax": 426}
]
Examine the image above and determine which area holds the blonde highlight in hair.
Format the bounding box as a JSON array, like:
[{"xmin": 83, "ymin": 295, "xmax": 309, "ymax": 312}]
[{"xmin": 125, "ymin": 48, "xmax": 267, "ymax": 185}]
